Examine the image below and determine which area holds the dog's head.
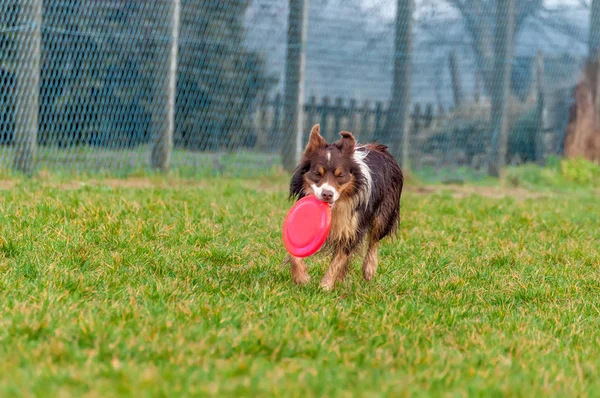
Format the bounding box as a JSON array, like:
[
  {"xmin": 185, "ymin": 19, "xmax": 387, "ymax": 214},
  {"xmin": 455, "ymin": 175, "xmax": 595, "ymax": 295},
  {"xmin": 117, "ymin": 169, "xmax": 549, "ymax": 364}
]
[{"xmin": 290, "ymin": 124, "xmax": 358, "ymax": 205}]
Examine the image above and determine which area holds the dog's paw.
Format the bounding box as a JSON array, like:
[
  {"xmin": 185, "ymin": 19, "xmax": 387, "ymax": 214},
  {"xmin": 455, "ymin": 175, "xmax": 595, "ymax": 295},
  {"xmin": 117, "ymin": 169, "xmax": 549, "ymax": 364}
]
[
  {"xmin": 362, "ymin": 258, "xmax": 378, "ymax": 281},
  {"xmin": 319, "ymin": 278, "xmax": 335, "ymax": 291},
  {"xmin": 293, "ymin": 272, "xmax": 311, "ymax": 285},
  {"xmin": 362, "ymin": 268, "xmax": 375, "ymax": 281}
]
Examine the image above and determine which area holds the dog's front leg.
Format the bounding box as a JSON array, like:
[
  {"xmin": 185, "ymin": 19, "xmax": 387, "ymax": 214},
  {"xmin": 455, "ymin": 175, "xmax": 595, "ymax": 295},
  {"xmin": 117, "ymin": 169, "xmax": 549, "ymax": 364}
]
[
  {"xmin": 362, "ymin": 239, "xmax": 379, "ymax": 281},
  {"xmin": 289, "ymin": 256, "xmax": 310, "ymax": 285},
  {"xmin": 320, "ymin": 249, "xmax": 350, "ymax": 291}
]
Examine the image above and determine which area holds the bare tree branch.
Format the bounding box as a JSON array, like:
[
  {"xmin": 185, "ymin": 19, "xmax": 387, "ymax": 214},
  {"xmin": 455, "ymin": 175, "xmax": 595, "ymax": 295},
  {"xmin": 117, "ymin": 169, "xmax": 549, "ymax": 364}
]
[
  {"xmin": 443, "ymin": 0, "xmax": 543, "ymax": 95},
  {"xmin": 578, "ymin": 0, "xmax": 591, "ymax": 9}
]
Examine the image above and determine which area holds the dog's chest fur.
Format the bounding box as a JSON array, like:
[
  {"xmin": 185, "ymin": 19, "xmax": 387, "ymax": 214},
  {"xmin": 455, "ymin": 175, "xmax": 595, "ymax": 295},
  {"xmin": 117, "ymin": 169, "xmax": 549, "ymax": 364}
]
[{"xmin": 327, "ymin": 198, "xmax": 359, "ymax": 244}]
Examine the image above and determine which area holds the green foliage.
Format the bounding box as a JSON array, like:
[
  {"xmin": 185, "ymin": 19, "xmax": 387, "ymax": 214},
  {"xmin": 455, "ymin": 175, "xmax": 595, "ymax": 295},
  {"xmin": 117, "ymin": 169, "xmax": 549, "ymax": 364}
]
[
  {"xmin": 506, "ymin": 156, "xmax": 600, "ymax": 189},
  {"xmin": 0, "ymin": 176, "xmax": 598, "ymax": 395},
  {"xmin": 559, "ymin": 157, "xmax": 600, "ymax": 184}
]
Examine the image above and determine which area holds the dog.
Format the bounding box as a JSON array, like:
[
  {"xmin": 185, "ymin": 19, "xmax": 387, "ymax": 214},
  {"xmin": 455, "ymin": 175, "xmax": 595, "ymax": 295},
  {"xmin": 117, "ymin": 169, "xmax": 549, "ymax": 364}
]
[{"xmin": 287, "ymin": 124, "xmax": 403, "ymax": 290}]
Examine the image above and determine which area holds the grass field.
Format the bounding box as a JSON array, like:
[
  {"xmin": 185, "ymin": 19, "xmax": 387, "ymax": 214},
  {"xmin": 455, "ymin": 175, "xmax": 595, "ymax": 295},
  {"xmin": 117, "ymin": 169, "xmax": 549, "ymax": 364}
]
[{"xmin": 0, "ymin": 167, "xmax": 599, "ymax": 397}]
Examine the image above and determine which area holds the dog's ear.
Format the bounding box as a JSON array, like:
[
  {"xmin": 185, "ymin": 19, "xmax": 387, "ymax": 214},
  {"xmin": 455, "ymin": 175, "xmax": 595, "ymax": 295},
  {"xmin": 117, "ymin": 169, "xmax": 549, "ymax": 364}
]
[
  {"xmin": 289, "ymin": 159, "xmax": 310, "ymax": 200},
  {"xmin": 305, "ymin": 124, "xmax": 327, "ymax": 153},
  {"xmin": 337, "ymin": 131, "xmax": 356, "ymax": 155}
]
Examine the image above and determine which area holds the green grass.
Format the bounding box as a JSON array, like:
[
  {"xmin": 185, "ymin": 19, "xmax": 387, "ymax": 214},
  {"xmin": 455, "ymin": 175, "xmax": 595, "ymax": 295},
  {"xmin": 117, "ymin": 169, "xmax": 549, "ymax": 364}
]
[
  {"xmin": 504, "ymin": 156, "xmax": 600, "ymax": 191},
  {"xmin": 0, "ymin": 173, "xmax": 599, "ymax": 397},
  {"xmin": 0, "ymin": 145, "xmax": 282, "ymax": 179},
  {"xmin": 414, "ymin": 156, "xmax": 600, "ymax": 193}
]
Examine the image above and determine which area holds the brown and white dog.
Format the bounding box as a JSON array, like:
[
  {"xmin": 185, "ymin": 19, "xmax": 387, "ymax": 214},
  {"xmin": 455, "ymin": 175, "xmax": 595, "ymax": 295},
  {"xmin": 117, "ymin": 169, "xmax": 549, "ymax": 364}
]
[{"xmin": 287, "ymin": 124, "xmax": 403, "ymax": 290}]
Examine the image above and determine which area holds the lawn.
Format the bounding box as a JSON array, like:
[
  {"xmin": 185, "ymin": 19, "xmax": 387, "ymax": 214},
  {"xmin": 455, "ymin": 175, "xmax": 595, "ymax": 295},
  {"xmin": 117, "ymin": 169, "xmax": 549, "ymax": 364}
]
[{"xmin": 0, "ymin": 171, "xmax": 599, "ymax": 396}]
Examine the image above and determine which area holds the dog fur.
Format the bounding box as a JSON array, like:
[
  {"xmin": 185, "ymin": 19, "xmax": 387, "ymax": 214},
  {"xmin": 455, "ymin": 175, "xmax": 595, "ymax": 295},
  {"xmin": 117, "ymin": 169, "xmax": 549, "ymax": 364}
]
[{"xmin": 287, "ymin": 124, "xmax": 403, "ymax": 290}]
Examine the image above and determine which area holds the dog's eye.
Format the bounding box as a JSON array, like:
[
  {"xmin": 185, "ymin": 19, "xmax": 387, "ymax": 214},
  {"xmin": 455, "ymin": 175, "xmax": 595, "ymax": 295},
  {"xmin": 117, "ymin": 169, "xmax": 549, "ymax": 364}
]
[{"xmin": 314, "ymin": 170, "xmax": 322, "ymax": 178}]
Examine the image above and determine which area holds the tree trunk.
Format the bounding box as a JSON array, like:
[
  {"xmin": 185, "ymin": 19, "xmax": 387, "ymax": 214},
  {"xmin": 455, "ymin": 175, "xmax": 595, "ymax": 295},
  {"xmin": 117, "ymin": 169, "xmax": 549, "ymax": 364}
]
[
  {"xmin": 13, "ymin": 0, "xmax": 42, "ymax": 174},
  {"xmin": 385, "ymin": 0, "xmax": 414, "ymax": 169},
  {"xmin": 448, "ymin": 0, "xmax": 540, "ymax": 100},
  {"xmin": 282, "ymin": 0, "xmax": 309, "ymax": 172},
  {"xmin": 488, "ymin": 0, "xmax": 515, "ymax": 177}
]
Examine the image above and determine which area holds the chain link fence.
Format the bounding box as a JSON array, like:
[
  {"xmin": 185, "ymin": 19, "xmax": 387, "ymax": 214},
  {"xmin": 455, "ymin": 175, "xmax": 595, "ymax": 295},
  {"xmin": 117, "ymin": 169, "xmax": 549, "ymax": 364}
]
[{"xmin": 0, "ymin": 0, "xmax": 598, "ymax": 178}]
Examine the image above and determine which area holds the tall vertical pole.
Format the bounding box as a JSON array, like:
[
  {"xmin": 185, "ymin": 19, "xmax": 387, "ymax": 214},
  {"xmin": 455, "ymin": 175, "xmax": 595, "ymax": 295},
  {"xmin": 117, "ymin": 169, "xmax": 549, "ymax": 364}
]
[
  {"xmin": 449, "ymin": 50, "xmax": 463, "ymax": 108},
  {"xmin": 590, "ymin": 0, "xmax": 600, "ymax": 60},
  {"xmin": 534, "ymin": 51, "xmax": 545, "ymax": 165},
  {"xmin": 282, "ymin": 0, "xmax": 309, "ymax": 172},
  {"xmin": 151, "ymin": 0, "xmax": 180, "ymax": 171},
  {"xmin": 589, "ymin": 0, "xmax": 600, "ymax": 120},
  {"xmin": 386, "ymin": 0, "xmax": 413, "ymax": 169},
  {"xmin": 487, "ymin": 0, "xmax": 515, "ymax": 177},
  {"xmin": 13, "ymin": 0, "xmax": 42, "ymax": 174}
]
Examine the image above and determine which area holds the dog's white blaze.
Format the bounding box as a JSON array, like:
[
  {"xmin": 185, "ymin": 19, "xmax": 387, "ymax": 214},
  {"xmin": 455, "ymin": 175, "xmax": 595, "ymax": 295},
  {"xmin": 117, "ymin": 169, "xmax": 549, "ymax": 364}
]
[
  {"xmin": 311, "ymin": 182, "xmax": 340, "ymax": 202},
  {"xmin": 353, "ymin": 146, "xmax": 372, "ymax": 207},
  {"xmin": 326, "ymin": 151, "xmax": 331, "ymax": 163}
]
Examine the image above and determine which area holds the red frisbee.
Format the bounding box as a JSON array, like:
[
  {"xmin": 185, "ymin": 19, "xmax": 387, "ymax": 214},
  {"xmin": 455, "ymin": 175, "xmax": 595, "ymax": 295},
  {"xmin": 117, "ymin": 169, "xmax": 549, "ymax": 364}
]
[{"xmin": 282, "ymin": 195, "xmax": 332, "ymax": 258}]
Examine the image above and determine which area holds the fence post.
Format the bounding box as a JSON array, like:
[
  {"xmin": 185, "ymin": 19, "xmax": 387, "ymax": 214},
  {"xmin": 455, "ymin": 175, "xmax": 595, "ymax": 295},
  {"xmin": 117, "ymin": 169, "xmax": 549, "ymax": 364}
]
[
  {"xmin": 282, "ymin": 0, "xmax": 309, "ymax": 172},
  {"xmin": 412, "ymin": 103, "xmax": 421, "ymax": 135},
  {"xmin": 534, "ymin": 51, "xmax": 545, "ymax": 165},
  {"xmin": 590, "ymin": 0, "xmax": 600, "ymax": 59},
  {"xmin": 321, "ymin": 96, "xmax": 330, "ymax": 141},
  {"xmin": 13, "ymin": 0, "xmax": 42, "ymax": 174},
  {"xmin": 590, "ymin": 0, "xmax": 600, "ymax": 121},
  {"xmin": 374, "ymin": 101, "xmax": 384, "ymax": 138},
  {"xmin": 474, "ymin": 72, "xmax": 481, "ymax": 104},
  {"xmin": 271, "ymin": 93, "xmax": 282, "ymax": 148},
  {"xmin": 361, "ymin": 100, "xmax": 372, "ymax": 141},
  {"xmin": 385, "ymin": 0, "xmax": 414, "ymax": 169},
  {"xmin": 487, "ymin": 0, "xmax": 515, "ymax": 177},
  {"xmin": 410, "ymin": 103, "xmax": 421, "ymax": 165},
  {"xmin": 449, "ymin": 50, "xmax": 463, "ymax": 108},
  {"xmin": 307, "ymin": 95, "xmax": 317, "ymax": 134},
  {"xmin": 424, "ymin": 103, "xmax": 434, "ymax": 128},
  {"xmin": 256, "ymin": 94, "xmax": 268, "ymax": 151},
  {"xmin": 151, "ymin": 0, "xmax": 180, "ymax": 171},
  {"xmin": 334, "ymin": 97, "xmax": 343, "ymax": 137},
  {"xmin": 348, "ymin": 99, "xmax": 357, "ymax": 134}
]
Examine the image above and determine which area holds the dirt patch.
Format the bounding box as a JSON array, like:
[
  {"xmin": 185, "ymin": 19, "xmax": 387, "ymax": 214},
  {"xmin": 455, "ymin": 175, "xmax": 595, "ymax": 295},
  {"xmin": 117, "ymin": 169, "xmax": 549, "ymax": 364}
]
[
  {"xmin": 410, "ymin": 186, "xmax": 437, "ymax": 195},
  {"xmin": 89, "ymin": 178, "xmax": 158, "ymax": 189},
  {"xmin": 60, "ymin": 178, "xmax": 186, "ymax": 189},
  {"xmin": 241, "ymin": 180, "xmax": 287, "ymax": 193},
  {"xmin": 45, "ymin": 178, "xmax": 157, "ymax": 190},
  {"xmin": 56, "ymin": 181, "xmax": 85, "ymax": 190},
  {"xmin": 0, "ymin": 180, "xmax": 16, "ymax": 190},
  {"xmin": 407, "ymin": 184, "xmax": 547, "ymax": 199}
]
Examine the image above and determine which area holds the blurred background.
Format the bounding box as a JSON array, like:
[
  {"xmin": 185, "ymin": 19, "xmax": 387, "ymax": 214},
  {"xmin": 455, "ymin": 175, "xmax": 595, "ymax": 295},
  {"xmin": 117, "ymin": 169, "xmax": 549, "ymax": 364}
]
[{"xmin": 0, "ymin": 0, "xmax": 598, "ymax": 181}]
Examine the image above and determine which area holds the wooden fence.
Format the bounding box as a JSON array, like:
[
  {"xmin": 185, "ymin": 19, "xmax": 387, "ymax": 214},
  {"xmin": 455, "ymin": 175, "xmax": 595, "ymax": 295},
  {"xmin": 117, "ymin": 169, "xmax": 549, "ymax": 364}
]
[
  {"xmin": 253, "ymin": 93, "xmax": 442, "ymax": 152},
  {"xmin": 252, "ymin": 89, "xmax": 566, "ymax": 170}
]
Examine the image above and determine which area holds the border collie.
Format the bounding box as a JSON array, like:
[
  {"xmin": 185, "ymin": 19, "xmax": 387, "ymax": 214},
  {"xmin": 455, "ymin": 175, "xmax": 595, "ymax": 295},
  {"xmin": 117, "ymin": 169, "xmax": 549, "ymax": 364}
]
[{"xmin": 287, "ymin": 124, "xmax": 403, "ymax": 290}]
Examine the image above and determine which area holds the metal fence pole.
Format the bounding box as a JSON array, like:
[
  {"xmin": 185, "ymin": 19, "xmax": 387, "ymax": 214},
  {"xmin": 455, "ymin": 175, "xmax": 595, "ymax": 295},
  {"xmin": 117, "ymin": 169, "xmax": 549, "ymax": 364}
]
[
  {"xmin": 590, "ymin": 0, "xmax": 600, "ymax": 59},
  {"xmin": 535, "ymin": 51, "xmax": 545, "ymax": 165},
  {"xmin": 449, "ymin": 50, "xmax": 463, "ymax": 108},
  {"xmin": 590, "ymin": 0, "xmax": 600, "ymax": 121},
  {"xmin": 282, "ymin": 0, "xmax": 309, "ymax": 172},
  {"xmin": 386, "ymin": 0, "xmax": 413, "ymax": 169},
  {"xmin": 488, "ymin": 0, "xmax": 515, "ymax": 177},
  {"xmin": 151, "ymin": 0, "xmax": 180, "ymax": 171},
  {"xmin": 13, "ymin": 0, "xmax": 42, "ymax": 174}
]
